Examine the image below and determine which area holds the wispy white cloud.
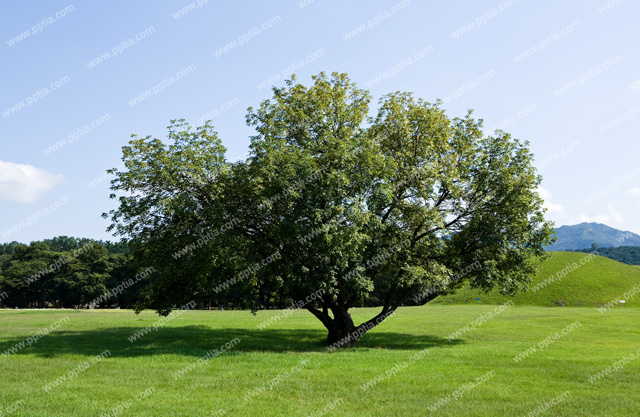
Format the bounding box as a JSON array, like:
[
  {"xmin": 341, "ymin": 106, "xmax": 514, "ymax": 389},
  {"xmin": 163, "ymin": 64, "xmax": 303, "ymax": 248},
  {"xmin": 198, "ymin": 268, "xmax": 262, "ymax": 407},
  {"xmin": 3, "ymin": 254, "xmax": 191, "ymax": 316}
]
[
  {"xmin": 538, "ymin": 186, "xmax": 564, "ymax": 214},
  {"xmin": 0, "ymin": 160, "xmax": 64, "ymax": 203},
  {"xmin": 627, "ymin": 187, "xmax": 640, "ymax": 195},
  {"xmin": 575, "ymin": 204, "xmax": 624, "ymax": 225},
  {"xmin": 630, "ymin": 80, "xmax": 640, "ymax": 92}
]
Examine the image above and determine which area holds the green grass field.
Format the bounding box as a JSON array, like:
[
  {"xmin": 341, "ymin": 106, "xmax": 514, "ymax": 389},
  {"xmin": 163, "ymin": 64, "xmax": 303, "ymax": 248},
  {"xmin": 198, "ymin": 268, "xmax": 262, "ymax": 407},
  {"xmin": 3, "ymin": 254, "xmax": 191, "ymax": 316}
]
[
  {"xmin": 1, "ymin": 305, "xmax": 639, "ymax": 416},
  {"xmin": 434, "ymin": 251, "xmax": 640, "ymax": 307}
]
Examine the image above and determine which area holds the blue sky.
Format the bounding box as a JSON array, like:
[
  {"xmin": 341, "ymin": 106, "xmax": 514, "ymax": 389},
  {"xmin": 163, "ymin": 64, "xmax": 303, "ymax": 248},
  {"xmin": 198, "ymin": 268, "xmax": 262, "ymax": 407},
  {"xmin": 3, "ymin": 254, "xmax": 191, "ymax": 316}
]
[{"xmin": 1, "ymin": 0, "xmax": 639, "ymax": 243}]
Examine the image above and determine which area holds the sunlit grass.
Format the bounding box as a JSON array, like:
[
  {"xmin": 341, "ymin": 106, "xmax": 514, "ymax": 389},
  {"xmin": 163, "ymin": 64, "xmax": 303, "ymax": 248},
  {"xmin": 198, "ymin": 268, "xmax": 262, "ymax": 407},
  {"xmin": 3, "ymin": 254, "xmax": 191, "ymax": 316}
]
[
  {"xmin": 0, "ymin": 305, "xmax": 638, "ymax": 416},
  {"xmin": 434, "ymin": 251, "xmax": 640, "ymax": 307}
]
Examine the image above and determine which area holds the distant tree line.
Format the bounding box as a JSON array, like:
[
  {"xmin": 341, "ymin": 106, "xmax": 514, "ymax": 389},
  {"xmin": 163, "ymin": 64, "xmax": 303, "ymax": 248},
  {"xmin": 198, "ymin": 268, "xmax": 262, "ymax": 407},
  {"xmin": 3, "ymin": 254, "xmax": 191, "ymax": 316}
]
[
  {"xmin": 574, "ymin": 245, "xmax": 640, "ymax": 265},
  {"xmin": 0, "ymin": 236, "xmax": 311, "ymax": 310},
  {"xmin": 0, "ymin": 236, "xmax": 141, "ymax": 309}
]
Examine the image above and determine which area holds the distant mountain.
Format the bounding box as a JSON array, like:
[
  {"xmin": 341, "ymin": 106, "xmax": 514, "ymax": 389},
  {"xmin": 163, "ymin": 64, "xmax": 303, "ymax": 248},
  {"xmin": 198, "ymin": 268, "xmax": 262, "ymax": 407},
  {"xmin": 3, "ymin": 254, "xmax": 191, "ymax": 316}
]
[{"xmin": 547, "ymin": 222, "xmax": 640, "ymax": 251}]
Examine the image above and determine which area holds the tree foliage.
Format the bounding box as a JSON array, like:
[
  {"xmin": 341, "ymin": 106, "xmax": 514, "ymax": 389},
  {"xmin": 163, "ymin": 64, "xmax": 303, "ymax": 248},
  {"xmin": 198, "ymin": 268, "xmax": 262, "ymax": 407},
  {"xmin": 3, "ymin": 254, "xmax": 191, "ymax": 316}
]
[
  {"xmin": 0, "ymin": 238, "xmax": 138, "ymax": 308},
  {"xmin": 106, "ymin": 72, "xmax": 555, "ymax": 346},
  {"xmin": 575, "ymin": 245, "xmax": 640, "ymax": 265}
]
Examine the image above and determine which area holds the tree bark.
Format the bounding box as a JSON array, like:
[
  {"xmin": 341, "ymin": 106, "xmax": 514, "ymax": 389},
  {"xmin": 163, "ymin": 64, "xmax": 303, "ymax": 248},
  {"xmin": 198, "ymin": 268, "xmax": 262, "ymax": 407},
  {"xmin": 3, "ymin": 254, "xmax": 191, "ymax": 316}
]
[
  {"xmin": 325, "ymin": 309, "xmax": 358, "ymax": 347},
  {"xmin": 309, "ymin": 301, "xmax": 402, "ymax": 349}
]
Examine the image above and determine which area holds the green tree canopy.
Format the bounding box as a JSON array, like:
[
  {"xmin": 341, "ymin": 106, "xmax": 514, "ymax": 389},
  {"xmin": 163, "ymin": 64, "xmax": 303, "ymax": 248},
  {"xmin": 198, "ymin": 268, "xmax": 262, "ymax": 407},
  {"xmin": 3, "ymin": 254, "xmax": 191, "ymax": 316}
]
[
  {"xmin": 0, "ymin": 238, "xmax": 138, "ymax": 309},
  {"xmin": 105, "ymin": 72, "xmax": 554, "ymax": 347}
]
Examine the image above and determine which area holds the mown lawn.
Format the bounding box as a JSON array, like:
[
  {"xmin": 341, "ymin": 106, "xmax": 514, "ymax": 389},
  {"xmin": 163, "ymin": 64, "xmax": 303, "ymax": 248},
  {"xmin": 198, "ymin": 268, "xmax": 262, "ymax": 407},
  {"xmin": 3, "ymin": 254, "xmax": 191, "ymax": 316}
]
[{"xmin": 0, "ymin": 305, "xmax": 638, "ymax": 416}]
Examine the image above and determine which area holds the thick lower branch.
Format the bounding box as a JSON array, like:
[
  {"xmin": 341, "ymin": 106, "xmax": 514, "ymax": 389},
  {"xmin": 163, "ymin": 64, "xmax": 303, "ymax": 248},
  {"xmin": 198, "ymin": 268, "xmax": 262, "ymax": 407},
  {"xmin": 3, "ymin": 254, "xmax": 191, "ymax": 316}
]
[
  {"xmin": 306, "ymin": 306, "xmax": 333, "ymax": 329},
  {"xmin": 355, "ymin": 307, "xmax": 396, "ymax": 335}
]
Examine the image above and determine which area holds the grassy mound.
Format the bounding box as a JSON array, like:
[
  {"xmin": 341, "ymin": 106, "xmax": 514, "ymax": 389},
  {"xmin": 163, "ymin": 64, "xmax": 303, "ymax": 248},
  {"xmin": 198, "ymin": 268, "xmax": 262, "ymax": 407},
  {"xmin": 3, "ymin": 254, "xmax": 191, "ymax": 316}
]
[{"xmin": 433, "ymin": 252, "xmax": 640, "ymax": 307}]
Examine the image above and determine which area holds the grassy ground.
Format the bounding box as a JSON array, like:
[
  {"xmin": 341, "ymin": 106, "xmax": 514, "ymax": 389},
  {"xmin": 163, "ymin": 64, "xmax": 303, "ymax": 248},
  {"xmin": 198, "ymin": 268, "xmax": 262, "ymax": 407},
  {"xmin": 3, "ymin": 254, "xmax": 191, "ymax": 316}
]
[
  {"xmin": 1, "ymin": 306, "xmax": 639, "ymax": 416},
  {"xmin": 434, "ymin": 251, "xmax": 640, "ymax": 307}
]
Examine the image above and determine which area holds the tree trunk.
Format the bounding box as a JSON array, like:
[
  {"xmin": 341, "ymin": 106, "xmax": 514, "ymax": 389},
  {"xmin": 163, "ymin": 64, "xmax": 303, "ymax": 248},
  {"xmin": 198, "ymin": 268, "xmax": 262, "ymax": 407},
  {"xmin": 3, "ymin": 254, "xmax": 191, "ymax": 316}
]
[
  {"xmin": 325, "ymin": 308, "xmax": 359, "ymax": 348},
  {"xmin": 307, "ymin": 304, "xmax": 397, "ymax": 349}
]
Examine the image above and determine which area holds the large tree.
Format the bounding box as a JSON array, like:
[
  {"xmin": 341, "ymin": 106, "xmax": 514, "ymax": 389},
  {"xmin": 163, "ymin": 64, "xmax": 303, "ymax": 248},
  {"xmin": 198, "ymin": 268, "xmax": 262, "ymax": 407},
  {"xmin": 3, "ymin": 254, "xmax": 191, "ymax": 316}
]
[{"xmin": 105, "ymin": 72, "xmax": 554, "ymax": 347}]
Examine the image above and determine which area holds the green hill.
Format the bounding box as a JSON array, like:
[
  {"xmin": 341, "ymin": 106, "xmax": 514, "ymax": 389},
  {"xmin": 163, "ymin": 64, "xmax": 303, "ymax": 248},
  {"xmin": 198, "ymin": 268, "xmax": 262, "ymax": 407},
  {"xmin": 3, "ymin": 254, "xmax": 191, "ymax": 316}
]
[{"xmin": 434, "ymin": 252, "xmax": 640, "ymax": 308}]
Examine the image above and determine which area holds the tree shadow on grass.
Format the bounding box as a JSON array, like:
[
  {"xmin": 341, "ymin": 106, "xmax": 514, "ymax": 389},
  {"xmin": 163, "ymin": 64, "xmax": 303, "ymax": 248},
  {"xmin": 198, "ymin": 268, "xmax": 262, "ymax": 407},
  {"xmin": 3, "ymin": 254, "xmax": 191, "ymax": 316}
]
[{"xmin": 0, "ymin": 326, "xmax": 463, "ymax": 358}]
